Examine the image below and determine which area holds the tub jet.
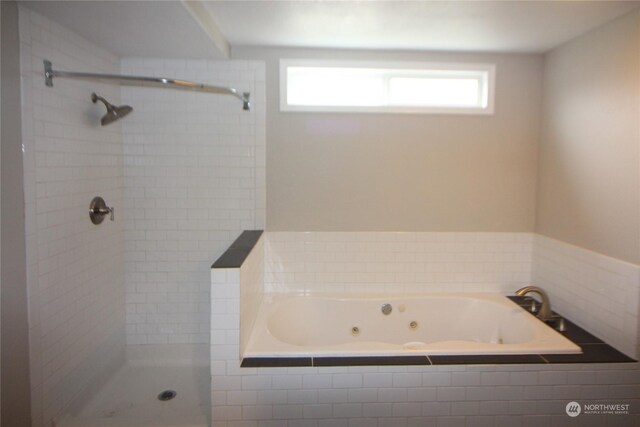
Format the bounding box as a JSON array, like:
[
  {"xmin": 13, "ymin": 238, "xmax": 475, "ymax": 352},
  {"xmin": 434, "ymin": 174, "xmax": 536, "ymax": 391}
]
[{"xmin": 157, "ymin": 390, "xmax": 177, "ymax": 401}]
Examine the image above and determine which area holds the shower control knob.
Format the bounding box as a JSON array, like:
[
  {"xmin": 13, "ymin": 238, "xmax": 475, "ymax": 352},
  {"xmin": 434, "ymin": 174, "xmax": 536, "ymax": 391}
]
[{"xmin": 89, "ymin": 196, "xmax": 114, "ymax": 224}]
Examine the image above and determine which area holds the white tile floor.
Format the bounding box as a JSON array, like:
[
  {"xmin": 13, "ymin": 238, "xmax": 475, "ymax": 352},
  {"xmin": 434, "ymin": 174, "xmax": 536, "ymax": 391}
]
[{"xmin": 61, "ymin": 345, "xmax": 210, "ymax": 427}]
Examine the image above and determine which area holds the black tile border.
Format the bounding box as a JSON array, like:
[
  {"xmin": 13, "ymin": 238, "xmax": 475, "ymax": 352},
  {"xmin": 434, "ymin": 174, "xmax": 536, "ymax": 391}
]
[
  {"xmin": 241, "ymin": 357, "xmax": 312, "ymax": 368},
  {"xmin": 542, "ymin": 343, "xmax": 634, "ymax": 364},
  {"xmin": 211, "ymin": 230, "xmax": 263, "ymax": 269},
  {"xmin": 242, "ymin": 346, "xmax": 634, "ymax": 368},
  {"xmin": 240, "ymin": 296, "xmax": 636, "ymax": 368},
  {"xmin": 241, "ymin": 356, "xmax": 430, "ymax": 367},
  {"xmin": 429, "ymin": 354, "xmax": 547, "ymax": 365},
  {"xmin": 314, "ymin": 356, "xmax": 430, "ymax": 366}
]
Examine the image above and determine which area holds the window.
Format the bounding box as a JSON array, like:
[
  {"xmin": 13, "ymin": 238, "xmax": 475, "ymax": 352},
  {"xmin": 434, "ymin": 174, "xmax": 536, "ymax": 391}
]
[{"xmin": 280, "ymin": 60, "xmax": 495, "ymax": 114}]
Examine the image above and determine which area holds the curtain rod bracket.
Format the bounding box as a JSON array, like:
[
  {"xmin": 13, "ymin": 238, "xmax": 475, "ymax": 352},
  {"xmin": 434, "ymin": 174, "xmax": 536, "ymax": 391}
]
[{"xmin": 44, "ymin": 60, "xmax": 54, "ymax": 87}]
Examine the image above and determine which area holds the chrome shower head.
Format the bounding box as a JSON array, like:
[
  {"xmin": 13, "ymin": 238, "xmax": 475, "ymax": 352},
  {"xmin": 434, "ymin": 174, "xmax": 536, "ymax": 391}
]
[{"xmin": 91, "ymin": 92, "xmax": 132, "ymax": 126}]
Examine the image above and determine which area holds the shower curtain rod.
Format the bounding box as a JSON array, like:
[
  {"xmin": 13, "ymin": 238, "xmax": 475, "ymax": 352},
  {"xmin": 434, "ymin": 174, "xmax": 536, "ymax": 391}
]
[{"xmin": 44, "ymin": 60, "xmax": 251, "ymax": 111}]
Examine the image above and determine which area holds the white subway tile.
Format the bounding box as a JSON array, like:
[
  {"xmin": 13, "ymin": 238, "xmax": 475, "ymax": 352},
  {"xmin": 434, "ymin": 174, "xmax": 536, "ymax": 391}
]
[
  {"xmin": 20, "ymin": 8, "xmax": 126, "ymax": 425},
  {"xmin": 407, "ymin": 387, "xmax": 437, "ymax": 402},
  {"xmin": 332, "ymin": 403, "xmax": 362, "ymax": 418},
  {"xmin": 537, "ymin": 371, "xmax": 567, "ymax": 386},
  {"xmin": 378, "ymin": 388, "xmax": 407, "ymax": 403},
  {"xmin": 362, "ymin": 402, "xmax": 393, "ymax": 417},
  {"xmin": 243, "ymin": 405, "xmax": 274, "ymax": 421},
  {"xmin": 436, "ymin": 387, "xmax": 466, "ymax": 402},
  {"xmin": 392, "ymin": 402, "xmax": 422, "ymax": 417},
  {"xmin": 286, "ymin": 390, "xmax": 318, "ymax": 405},
  {"xmin": 273, "ymin": 404, "xmax": 304, "ymax": 419},
  {"xmin": 347, "ymin": 388, "xmax": 378, "ymax": 403},
  {"xmin": 332, "ymin": 374, "xmax": 363, "ymax": 389},
  {"xmin": 257, "ymin": 390, "xmax": 289, "ymax": 405}
]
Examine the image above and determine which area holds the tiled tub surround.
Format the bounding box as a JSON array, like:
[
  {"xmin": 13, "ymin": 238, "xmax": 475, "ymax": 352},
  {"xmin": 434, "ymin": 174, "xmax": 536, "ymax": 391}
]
[
  {"xmin": 211, "ymin": 232, "xmax": 640, "ymax": 427},
  {"xmin": 262, "ymin": 231, "xmax": 640, "ymax": 359},
  {"xmin": 533, "ymin": 234, "xmax": 640, "ymax": 360},
  {"xmin": 211, "ymin": 230, "xmax": 265, "ymax": 356},
  {"xmin": 264, "ymin": 232, "xmax": 534, "ymax": 295},
  {"xmin": 211, "ymin": 231, "xmax": 640, "ymax": 425}
]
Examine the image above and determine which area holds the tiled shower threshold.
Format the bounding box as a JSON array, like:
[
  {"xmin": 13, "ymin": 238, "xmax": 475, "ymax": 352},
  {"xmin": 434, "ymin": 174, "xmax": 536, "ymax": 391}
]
[{"xmin": 240, "ymin": 297, "xmax": 636, "ymax": 368}]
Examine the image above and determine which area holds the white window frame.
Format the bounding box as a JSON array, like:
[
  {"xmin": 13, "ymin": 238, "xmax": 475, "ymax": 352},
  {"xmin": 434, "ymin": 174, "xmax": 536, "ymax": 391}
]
[{"xmin": 279, "ymin": 59, "xmax": 496, "ymax": 115}]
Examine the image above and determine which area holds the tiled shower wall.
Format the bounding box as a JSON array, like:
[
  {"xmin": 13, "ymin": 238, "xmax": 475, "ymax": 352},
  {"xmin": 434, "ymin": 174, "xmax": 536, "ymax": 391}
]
[
  {"xmin": 19, "ymin": 8, "xmax": 126, "ymax": 426},
  {"xmin": 121, "ymin": 58, "xmax": 265, "ymax": 345}
]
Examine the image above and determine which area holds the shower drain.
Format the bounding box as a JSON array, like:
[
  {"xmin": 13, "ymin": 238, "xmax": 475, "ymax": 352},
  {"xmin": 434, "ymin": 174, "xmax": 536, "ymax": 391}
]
[{"xmin": 157, "ymin": 390, "xmax": 177, "ymax": 401}]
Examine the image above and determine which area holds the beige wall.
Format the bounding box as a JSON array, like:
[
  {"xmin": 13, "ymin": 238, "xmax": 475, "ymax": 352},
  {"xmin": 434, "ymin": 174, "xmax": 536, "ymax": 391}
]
[
  {"xmin": 536, "ymin": 11, "xmax": 640, "ymax": 264},
  {"xmin": 235, "ymin": 47, "xmax": 543, "ymax": 231}
]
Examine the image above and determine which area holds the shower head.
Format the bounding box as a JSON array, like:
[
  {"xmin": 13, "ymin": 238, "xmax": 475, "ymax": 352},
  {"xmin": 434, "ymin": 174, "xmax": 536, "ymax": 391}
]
[{"xmin": 91, "ymin": 93, "xmax": 132, "ymax": 126}]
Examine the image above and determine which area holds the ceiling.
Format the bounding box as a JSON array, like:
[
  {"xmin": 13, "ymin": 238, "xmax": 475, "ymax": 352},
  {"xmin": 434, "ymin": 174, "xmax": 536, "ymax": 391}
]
[
  {"xmin": 21, "ymin": 1, "xmax": 640, "ymax": 59},
  {"xmin": 205, "ymin": 0, "xmax": 639, "ymax": 53},
  {"xmin": 20, "ymin": 0, "xmax": 229, "ymax": 59}
]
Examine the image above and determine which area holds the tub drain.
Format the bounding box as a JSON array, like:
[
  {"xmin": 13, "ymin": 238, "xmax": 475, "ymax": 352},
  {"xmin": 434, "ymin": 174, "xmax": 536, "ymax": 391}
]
[{"xmin": 157, "ymin": 390, "xmax": 177, "ymax": 401}]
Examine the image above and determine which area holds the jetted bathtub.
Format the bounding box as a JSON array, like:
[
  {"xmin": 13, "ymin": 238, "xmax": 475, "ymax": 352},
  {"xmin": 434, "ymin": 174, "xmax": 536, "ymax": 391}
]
[{"xmin": 244, "ymin": 293, "xmax": 581, "ymax": 357}]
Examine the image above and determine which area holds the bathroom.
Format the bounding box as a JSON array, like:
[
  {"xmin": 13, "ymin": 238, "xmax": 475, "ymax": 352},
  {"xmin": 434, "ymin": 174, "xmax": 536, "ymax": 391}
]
[{"xmin": 1, "ymin": 0, "xmax": 639, "ymax": 426}]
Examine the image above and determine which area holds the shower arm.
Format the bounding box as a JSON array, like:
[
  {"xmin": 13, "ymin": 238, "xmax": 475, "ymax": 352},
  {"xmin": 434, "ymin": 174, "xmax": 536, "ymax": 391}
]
[{"xmin": 44, "ymin": 60, "xmax": 251, "ymax": 111}]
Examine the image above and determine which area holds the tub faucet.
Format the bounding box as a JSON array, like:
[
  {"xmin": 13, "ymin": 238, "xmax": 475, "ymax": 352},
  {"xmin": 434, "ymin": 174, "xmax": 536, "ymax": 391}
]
[{"xmin": 515, "ymin": 286, "xmax": 553, "ymax": 323}]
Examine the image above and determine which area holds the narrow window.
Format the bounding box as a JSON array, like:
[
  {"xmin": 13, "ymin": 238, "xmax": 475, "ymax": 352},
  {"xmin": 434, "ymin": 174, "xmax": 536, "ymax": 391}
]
[{"xmin": 280, "ymin": 60, "xmax": 495, "ymax": 114}]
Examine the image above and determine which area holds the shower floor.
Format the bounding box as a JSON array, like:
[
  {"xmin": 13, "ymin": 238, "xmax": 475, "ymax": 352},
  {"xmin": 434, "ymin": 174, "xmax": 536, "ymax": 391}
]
[{"xmin": 61, "ymin": 344, "xmax": 210, "ymax": 427}]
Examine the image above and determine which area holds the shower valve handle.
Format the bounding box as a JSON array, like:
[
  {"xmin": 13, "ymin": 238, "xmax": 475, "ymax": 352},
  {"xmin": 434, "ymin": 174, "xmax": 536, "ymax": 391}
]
[
  {"xmin": 89, "ymin": 196, "xmax": 114, "ymax": 224},
  {"xmin": 95, "ymin": 206, "xmax": 114, "ymax": 221}
]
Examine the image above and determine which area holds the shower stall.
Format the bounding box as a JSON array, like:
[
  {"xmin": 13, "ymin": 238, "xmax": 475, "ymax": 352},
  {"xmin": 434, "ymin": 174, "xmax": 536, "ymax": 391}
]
[{"xmin": 12, "ymin": 6, "xmax": 265, "ymax": 427}]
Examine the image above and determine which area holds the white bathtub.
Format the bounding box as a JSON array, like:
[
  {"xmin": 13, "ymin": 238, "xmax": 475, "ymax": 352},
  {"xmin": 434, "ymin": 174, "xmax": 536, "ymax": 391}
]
[{"xmin": 244, "ymin": 293, "xmax": 581, "ymax": 357}]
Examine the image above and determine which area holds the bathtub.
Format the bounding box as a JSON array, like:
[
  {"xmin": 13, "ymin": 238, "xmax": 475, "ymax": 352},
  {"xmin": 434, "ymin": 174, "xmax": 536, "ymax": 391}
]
[{"xmin": 244, "ymin": 293, "xmax": 581, "ymax": 357}]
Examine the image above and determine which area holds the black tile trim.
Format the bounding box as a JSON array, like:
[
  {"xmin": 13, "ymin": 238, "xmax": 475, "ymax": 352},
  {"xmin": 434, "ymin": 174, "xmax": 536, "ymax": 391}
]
[
  {"xmin": 211, "ymin": 230, "xmax": 263, "ymax": 269},
  {"xmin": 241, "ymin": 357, "xmax": 312, "ymax": 368},
  {"xmin": 429, "ymin": 354, "xmax": 547, "ymax": 365},
  {"xmin": 313, "ymin": 356, "xmax": 430, "ymax": 366},
  {"xmin": 552, "ymin": 318, "xmax": 604, "ymax": 345},
  {"xmin": 241, "ymin": 355, "xmax": 429, "ymax": 368},
  {"xmin": 542, "ymin": 343, "xmax": 635, "ymax": 364}
]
